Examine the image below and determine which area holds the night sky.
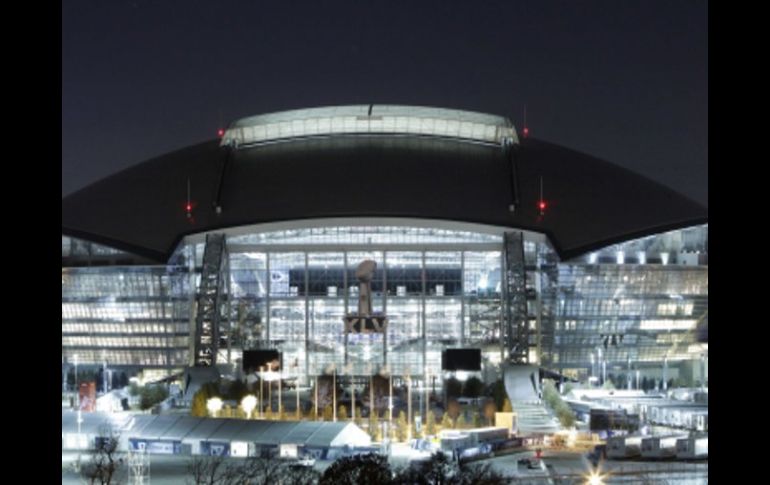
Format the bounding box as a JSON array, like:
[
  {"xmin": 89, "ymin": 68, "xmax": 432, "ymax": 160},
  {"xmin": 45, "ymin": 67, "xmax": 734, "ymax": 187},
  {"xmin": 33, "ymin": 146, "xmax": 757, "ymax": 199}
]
[{"xmin": 62, "ymin": 0, "xmax": 707, "ymax": 206}]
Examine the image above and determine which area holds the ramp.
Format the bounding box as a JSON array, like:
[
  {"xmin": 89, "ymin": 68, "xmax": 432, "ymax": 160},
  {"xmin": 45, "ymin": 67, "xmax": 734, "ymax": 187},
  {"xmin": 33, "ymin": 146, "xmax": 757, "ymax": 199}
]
[{"xmin": 503, "ymin": 364, "xmax": 560, "ymax": 434}]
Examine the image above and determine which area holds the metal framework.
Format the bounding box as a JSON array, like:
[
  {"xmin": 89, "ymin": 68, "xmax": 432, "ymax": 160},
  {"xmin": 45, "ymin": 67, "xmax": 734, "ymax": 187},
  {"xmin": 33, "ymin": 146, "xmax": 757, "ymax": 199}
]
[
  {"xmin": 193, "ymin": 234, "xmax": 229, "ymax": 366},
  {"xmin": 128, "ymin": 448, "xmax": 150, "ymax": 484},
  {"xmin": 535, "ymin": 242, "xmax": 559, "ymax": 367},
  {"xmin": 504, "ymin": 231, "xmax": 529, "ymax": 363}
]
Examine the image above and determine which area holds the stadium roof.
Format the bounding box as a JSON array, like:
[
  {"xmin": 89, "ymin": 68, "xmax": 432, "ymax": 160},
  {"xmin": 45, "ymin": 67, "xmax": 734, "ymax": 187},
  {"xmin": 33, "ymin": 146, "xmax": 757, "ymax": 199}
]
[
  {"xmin": 62, "ymin": 106, "xmax": 707, "ymax": 262},
  {"xmin": 223, "ymin": 105, "xmax": 517, "ymax": 146}
]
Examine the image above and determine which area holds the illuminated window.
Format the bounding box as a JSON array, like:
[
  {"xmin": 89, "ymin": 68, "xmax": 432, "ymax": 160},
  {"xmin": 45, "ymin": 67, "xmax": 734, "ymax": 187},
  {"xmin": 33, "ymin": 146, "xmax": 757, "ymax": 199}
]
[{"xmin": 222, "ymin": 105, "xmax": 518, "ymax": 147}]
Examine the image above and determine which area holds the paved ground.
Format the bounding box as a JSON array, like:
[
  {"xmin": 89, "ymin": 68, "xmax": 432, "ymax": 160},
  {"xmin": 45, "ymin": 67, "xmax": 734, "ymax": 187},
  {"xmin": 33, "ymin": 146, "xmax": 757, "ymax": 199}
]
[{"xmin": 484, "ymin": 449, "xmax": 708, "ymax": 484}]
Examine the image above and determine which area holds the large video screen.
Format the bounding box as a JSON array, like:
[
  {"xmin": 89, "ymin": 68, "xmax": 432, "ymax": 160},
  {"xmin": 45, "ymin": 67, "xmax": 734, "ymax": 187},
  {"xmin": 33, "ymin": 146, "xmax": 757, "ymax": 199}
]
[
  {"xmin": 242, "ymin": 350, "xmax": 281, "ymax": 372},
  {"xmin": 441, "ymin": 348, "xmax": 482, "ymax": 371}
]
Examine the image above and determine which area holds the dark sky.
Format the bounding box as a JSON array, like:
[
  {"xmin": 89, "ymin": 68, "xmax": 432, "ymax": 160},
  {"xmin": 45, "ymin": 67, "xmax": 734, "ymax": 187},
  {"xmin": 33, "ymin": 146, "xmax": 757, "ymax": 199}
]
[{"xmin": 62, "ymin": 0, "xmax": 708, "ymax": 206}]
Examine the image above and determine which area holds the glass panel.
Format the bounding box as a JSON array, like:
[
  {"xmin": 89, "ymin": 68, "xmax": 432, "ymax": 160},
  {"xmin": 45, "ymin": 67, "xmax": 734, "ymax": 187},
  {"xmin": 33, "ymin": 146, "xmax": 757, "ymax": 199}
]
[
  {"xmin": 61, "ymin": 266, "xmax": 190, "ymax": 367},
  {"xmin": 269, "ymin": 253, "xmax": 304, "ymax": 297},
  {"xmin": 385, "ymin": 252, "xmax": 422, "ymax": 297},
  {"xmin": 464, "ymin": 251, "xmax": 502, "ymax": 344},
  {"xmin": 229, "ymin": 226, "xmax": 501, "ymax": 245},
  {"xmin": 223, "ymin": 105, "xmax": 516, "ymax": 146}
]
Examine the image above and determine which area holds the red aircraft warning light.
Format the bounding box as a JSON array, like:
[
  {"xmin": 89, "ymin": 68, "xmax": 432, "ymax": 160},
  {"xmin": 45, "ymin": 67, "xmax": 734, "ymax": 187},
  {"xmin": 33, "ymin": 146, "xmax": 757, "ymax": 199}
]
[
  {"xmin": 186, "ymin": 178, "xmax": 194, "ymax": 219},
  {"xmin": 217, "ymin": 128, "xmax": 225, "ymax": 138},
  {"xmin": 523, "ymin": 127, "xmax": 530, "ymax": 138},
  {"xmin": 538, "ymin": 176, "xmax": 546, "ymax": 216}
]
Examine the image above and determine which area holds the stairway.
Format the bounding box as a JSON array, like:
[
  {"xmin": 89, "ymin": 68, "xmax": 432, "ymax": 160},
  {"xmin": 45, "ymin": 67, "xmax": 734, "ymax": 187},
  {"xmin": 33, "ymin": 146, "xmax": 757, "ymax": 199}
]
[{"xmin": 512, "ymin": 400, "xmax": 561, "ymax": 435}]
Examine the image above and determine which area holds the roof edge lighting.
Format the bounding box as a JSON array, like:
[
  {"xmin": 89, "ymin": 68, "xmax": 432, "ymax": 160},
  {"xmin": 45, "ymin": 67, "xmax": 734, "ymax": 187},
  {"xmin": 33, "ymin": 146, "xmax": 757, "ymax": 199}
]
[{"xmin": 221, "ymin": 105, "xmax": 518, "ymax": 148}]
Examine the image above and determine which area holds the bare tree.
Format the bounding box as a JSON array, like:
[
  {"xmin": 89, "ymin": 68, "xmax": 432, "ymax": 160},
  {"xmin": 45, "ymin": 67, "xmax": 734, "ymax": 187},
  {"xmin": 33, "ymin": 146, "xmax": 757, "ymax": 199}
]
[
  {"xmin": 281, "ymin": 464, "xmax": 321, "ymax": 485},
  {"xmin": 80, "ymin": 427, "xmax": 123, "ymax": 485},
  {"xmin": 320, "ymin": 454, "xmax": 391, "ymax": 485},
  {"xmin": 455, "ymin": 461, "xmax": 509, "ymax": 485},
  {"xmin": 186, "ymin": 454, "xmax": 235, "ymax": 485},
  {"xmin": 239, "ymin": 457, "xmax": 287, "ymax": 485}
]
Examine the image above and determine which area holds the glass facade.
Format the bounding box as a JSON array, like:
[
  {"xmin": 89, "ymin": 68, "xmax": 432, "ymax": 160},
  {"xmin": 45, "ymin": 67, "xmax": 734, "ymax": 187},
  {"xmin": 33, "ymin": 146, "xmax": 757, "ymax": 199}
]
[
  {"xmin": 61, "ymin": 223, "xmax": 707, "ymax": 386},
  {"xmin": 61, "ymin": 265, "xmax": 192, "ymax": 368},
  {"xmin": 62, "ymin": 236, "xmax": 125, "ymax": 258},
  {"xmin": 547, "ymin": 226, "xmax": 708, "ymax": 380},
  {"xmin": 220, "ymin": 229, "xmax": 506, "ymax": 381}
]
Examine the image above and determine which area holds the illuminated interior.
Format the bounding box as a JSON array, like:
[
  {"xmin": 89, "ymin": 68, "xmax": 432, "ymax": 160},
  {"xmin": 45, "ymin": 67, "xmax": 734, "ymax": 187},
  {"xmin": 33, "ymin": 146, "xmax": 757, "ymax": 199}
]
[{"xmin": 62, "ymin": 223, "xmax": 707, "ymax": 386}]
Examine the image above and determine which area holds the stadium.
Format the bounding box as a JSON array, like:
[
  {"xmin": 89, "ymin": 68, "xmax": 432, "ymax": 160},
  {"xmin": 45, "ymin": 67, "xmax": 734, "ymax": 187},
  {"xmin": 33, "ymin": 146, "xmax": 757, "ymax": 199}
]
[{"xmin": 61, "ymin": 105, "xmax": 708, "ymax": 394}]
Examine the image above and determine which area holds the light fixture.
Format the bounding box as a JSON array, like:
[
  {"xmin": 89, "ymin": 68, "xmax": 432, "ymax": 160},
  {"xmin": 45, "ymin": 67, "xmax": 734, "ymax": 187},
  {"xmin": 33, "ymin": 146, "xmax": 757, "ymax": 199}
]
[
  {"xmin": 585, "ymin": 470, "xmax": 606, "ymax": 485},
  {"xmin": 206, "ymin": 397, "xmax": 223, "ymax": 417},
  {"xmin": 241, "ymin": 395, "xmax": 257, "ymax": 419}
]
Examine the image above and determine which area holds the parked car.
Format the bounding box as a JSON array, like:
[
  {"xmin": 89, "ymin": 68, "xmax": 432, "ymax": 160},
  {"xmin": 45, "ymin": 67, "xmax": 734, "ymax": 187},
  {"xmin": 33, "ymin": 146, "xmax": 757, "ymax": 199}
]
[{"xmin": 289, "ymin": 457, "xmax": 315, "ymax": 468}]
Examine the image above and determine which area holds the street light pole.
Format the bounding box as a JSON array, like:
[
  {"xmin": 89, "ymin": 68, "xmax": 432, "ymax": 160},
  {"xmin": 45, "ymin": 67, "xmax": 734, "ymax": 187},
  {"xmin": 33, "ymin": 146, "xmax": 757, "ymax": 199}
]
[
  {"xmin": 102, "ymin": 350, "xmax": 109, "ymax": 393},
  {"xmin": 425, "ymin": 371, "xmax": 430, "ymax": 434},
  {"xmin": 351, "ymin": 372, "xmax": 356, "ymax": 422},
  {"xmin": 370, "ymin": 373, "xmax": 374, "ymax": 421},
  {"xmin": 74, "ymin": 354, "xmax": 81, "ymax": 441},
  {"xmin": 389, "ymin": 371, "xmax": 393, "ymax": 424},
  {"xmin": 74, "ymin": 354, "xmax": 79, "ymax": 405},
  {"xmin": 407, "ymin": 373, "xmax": 412, "ymax": 441},
  {"xmin": 296, "ymin": 377, "xmax": 300, "ymax": 420},
  {"xmin": 259, "ymin": 366, "xmax": 264, "ymax": 418}
]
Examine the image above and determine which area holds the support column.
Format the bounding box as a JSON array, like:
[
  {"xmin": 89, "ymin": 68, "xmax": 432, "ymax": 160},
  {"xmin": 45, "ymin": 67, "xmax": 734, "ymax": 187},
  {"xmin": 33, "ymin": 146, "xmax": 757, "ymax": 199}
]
[
  {"xmin": 226, "ymin": 251, "xmax": 232, "ymax": 364},
  {"xmin": 305, "ymin": 253, "xmax": 310, "ymax": 382},
  {"xmin": 460, "ymin": 251, "xmax": 465, "ymax": 347},
  {"xmin": 266, "ymin": 253, "xmax": 271, "ymax": 343},
  {"xmin": 383, "ymin": 251, "xmax": 388, "ymax": 366},
  {"xmin": 421, "ymin": 251, "xmax": 427, "ymax": 383},
  {"xmin": 343, "ymin": 252, "xmax": 349, "ymax": 366}
]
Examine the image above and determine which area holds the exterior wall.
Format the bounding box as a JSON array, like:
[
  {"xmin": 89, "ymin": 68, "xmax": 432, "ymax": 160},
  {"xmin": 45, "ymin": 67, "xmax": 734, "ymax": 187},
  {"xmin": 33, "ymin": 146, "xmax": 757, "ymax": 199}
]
[
  {"xmin": 545, "ymin": 225, "xmax": 708, "ymax": 382},
  {"xmin": 198, "ymin": 226, "xmax": 509, "ymax": 383},
  {"xmin": 61, "ymin": 223, "xmax": 708, "ymax": 383},
  {"xmin": 61, "ymin": 265, "xmax": 191, "ymax": 368}
]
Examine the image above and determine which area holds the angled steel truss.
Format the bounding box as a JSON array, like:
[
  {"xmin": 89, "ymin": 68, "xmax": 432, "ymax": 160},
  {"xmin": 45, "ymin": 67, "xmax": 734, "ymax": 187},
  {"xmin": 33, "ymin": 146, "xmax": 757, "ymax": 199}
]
[
  {"xmin": 504, "ymin": 232, "xmax": 529, "ymax": 363},
  {"xmin": 193, "ymin": 234, "xmax": 229, "ymax": 366}
]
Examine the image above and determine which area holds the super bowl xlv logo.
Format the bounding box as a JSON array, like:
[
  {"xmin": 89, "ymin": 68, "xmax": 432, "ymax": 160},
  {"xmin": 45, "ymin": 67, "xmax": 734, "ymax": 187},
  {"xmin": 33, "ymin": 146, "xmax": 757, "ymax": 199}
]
[{"xmin": 344, "ymin": 315, "xmax": 388, "ymax": 334}]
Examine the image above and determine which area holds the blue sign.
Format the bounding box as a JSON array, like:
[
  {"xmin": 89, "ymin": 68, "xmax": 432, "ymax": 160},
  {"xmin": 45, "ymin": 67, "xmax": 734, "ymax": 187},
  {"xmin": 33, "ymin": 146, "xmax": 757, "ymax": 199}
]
[
  {"xmin": 201, "ymin": 441, "xmax": 231, "ymax": 457},
  {"xmin": 128, "ymin": 439, "xmax": 182, "ymax": 455}
]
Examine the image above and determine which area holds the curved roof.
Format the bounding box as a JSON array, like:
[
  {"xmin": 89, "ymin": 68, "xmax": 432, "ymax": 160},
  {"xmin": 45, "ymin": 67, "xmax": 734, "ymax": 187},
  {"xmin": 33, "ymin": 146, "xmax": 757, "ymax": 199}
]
[{"xmin": 62, "ymin": 112, "xmax": 706, "ymax": 263}]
